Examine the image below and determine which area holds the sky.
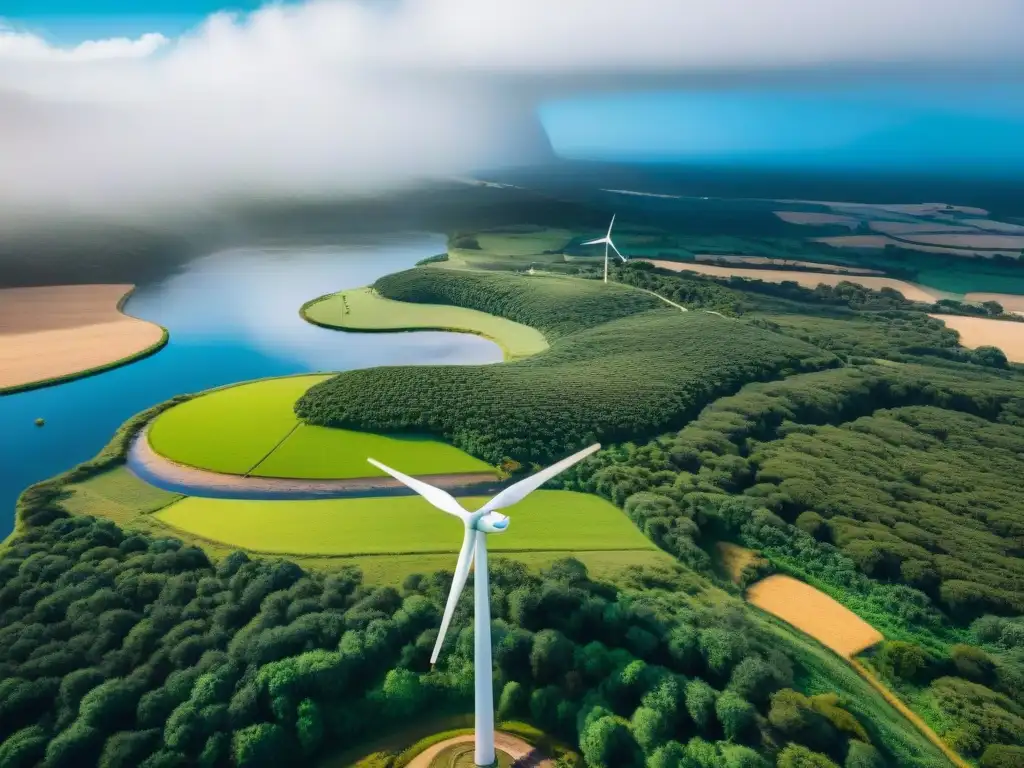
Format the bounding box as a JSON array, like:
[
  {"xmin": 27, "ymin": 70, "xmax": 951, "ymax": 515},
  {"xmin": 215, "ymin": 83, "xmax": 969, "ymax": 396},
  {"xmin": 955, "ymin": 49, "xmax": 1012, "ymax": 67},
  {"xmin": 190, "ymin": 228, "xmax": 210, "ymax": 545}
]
[{"xmin": 2, "ymin": 0, "xmax": 1024, "ymax": 228}]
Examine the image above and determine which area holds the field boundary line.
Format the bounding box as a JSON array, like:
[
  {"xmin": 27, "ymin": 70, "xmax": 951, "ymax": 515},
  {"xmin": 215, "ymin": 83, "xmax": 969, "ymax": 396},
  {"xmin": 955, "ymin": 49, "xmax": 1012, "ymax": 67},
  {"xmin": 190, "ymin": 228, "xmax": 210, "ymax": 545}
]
[{"xmin": 245, "ymin": 422, "xmax": 302, "ymax": 477}]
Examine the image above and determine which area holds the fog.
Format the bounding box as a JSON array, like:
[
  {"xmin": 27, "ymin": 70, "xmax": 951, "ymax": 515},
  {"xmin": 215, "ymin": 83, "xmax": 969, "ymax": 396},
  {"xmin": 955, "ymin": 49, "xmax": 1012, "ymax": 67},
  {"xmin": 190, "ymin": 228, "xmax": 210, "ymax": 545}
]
[{"xmin": 2, "ymin": 0, "xmax": 1023, "ymax": 226}]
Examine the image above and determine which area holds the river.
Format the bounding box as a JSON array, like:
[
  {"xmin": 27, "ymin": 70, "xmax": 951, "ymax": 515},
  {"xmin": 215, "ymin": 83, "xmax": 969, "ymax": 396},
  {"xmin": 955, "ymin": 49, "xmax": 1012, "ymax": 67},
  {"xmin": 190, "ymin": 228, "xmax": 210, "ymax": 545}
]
[{"xmin": 0, "ymin": 234, "xmax": 502, "ymax": 537}]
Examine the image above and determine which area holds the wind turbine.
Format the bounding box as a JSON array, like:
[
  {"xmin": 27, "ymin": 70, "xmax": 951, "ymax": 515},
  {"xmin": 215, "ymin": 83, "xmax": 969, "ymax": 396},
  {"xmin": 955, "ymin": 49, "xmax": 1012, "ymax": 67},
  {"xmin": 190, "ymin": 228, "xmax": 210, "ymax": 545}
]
[
  {"xmin": 367, "ymin": 443, "xmax": 601, "ymax": 767},
  {"xmin": 582, "ymin": 214, "xmax": 627, "ymax": 283}
]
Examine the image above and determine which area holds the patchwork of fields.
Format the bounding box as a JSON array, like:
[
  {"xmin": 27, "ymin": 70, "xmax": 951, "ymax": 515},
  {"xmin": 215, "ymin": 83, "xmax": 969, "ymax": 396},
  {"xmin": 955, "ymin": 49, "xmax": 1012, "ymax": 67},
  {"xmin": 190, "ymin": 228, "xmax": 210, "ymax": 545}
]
[{"xmin": 147, "ymin": 374, "xmax": 494, "ymax": 479}]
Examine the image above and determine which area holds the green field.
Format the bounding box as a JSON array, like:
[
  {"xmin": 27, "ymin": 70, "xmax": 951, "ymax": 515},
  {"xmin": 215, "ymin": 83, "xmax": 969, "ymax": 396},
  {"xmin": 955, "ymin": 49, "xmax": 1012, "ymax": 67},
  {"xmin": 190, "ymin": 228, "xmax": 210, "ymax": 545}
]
[
  {"xmin": 156, "ymin": 490, "xmax": 656, "ymax": 556},
  {"xmin": 147, "ymin": 375, "xmax": 494, "ymax": 478},
  {"xmin": 302, "ymin": 287, "xmax": 548, "ymax": 361},
  {"xmin": 61, "ymin": 466, "xmax": 182, "ymax": 525}
]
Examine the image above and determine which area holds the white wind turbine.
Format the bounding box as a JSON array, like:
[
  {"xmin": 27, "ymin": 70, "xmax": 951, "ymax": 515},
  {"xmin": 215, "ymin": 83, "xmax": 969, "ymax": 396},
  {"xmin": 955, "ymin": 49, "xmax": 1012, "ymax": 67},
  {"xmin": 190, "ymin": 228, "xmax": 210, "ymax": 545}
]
[
  {"xmin": 367, "ymin": 443, "xmax": 601, "ymax": 767},
  {"xmin": 582, "ymin": 214, "xmax": 627, "ymax": 283}
]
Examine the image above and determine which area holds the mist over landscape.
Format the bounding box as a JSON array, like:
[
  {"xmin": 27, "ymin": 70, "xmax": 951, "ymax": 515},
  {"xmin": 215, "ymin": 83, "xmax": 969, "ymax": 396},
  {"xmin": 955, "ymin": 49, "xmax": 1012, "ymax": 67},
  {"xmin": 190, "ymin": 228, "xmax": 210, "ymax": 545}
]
[{"xmin": 3, "ymin": 0, "xmax": 1024, "ymax": 234}]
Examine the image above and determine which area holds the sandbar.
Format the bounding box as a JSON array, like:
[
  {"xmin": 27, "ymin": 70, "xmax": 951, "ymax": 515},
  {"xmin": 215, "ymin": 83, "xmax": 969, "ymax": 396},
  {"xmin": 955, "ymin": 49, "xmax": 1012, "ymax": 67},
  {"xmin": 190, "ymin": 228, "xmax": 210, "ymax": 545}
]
[
  {"xmin": 0, "ymin": 284, "xmax": 166, "ymax": 392},
  {"xmin": 928, "ymin": 314, "xmax": 1024, "ymax": 363},
  {"xmin": 773, "ymin": 211, "xmax": 859, "ymax": 228},
  {"xmin": 642, "ymin": 260, "xmax": 940, "ymax": 303}
]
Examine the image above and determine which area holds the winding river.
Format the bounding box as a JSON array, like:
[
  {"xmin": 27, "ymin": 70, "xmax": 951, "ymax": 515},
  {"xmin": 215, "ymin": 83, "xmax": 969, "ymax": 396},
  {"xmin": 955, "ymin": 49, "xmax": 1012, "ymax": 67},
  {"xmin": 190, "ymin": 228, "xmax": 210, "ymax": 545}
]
[{"xmin": 0, "ymin": 234, "xmax": 502, "ymax": 537}]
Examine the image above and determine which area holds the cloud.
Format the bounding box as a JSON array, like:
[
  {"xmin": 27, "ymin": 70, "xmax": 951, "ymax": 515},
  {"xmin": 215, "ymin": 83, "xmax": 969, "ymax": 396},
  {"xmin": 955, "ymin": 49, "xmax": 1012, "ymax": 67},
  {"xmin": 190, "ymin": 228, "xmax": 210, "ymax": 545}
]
[
  {"xmin": 0, "ymin": 26, "xmax": 168, "ymax": 62},
  {"xmin": 1, "ymin": 0, "xmax": 1022, "ymax": 226}
]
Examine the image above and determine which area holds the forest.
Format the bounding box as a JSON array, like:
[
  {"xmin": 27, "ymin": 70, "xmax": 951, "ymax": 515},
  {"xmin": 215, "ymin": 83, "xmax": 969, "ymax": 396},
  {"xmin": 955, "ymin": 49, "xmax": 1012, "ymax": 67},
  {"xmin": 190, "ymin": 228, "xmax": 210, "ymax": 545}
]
[
  {"xmin": 0, "ymin": 483, "xmax": 930, "ymax": 768},
  {"xmin": 552, "ymin": 359, "xmax": 1024, "ymax": 763},
  {"xmin": 297, "ymin": 271, "xmax": 836, "ymax": 465}
]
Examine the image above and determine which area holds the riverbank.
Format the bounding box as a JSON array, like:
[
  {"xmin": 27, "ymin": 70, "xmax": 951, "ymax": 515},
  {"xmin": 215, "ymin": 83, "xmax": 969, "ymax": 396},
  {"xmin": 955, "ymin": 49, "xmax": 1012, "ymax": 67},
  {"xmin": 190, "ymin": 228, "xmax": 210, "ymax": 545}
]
[
  {"xmin": 301, "ymin": 286, "xmax": 549, "ymax": 361},
  {"xmin": 0, "ymin": 284, "xmax": 168, "ymax": 394}
]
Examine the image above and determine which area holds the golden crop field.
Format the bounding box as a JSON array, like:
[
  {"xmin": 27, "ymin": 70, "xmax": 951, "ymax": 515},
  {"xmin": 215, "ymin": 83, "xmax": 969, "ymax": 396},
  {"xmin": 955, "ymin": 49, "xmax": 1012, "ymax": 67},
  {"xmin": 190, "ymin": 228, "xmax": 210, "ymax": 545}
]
[{"xmin": 747, "ymin": 574, "xmax": 883, "ymax": 658}]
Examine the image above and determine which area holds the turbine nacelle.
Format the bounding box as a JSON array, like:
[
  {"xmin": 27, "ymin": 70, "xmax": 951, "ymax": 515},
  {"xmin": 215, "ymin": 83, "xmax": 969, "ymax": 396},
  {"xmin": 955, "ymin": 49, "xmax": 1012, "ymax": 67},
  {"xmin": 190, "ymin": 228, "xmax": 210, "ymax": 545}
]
[{"xmin": 475, "ymin": 511, "xmax": 510, "ymax": 534}]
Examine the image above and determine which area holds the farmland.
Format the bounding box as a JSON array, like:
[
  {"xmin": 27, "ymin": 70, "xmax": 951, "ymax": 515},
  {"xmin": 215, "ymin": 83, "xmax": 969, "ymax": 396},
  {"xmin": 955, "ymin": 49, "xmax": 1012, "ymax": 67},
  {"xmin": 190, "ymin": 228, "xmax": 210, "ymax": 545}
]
[
  {"xmin": 929, "ymin": 314, "xmax": 1024, "ymax": 362},
  {"xmin": 155, "ymin": 490, "xmax": 656, "ymax": 557},
  {"xmin": 642, "ymin": 259, "xmax": 942, "ymax": 303},
  {"xmin": 0, "ymin": 284, "xmax": 167, "ymax": 393},
  {"xmin": 302, "ymin": 286, "xmax": 548, "ymax": 361},
  {"xmin": 747, "ymin": 575, "xmax": 883, "ymax": 658},
  {"xmin": 147, "ymin": 374, "xmax": 493, "ymax": 478}
]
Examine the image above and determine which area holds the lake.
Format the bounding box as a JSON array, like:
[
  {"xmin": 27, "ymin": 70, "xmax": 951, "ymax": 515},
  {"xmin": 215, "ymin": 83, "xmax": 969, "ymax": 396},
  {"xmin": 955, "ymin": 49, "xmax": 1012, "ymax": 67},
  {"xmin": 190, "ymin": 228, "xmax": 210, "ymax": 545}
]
[{"xmin": 0, "ymin": 233, "xmax": 501, "ymax": 537}]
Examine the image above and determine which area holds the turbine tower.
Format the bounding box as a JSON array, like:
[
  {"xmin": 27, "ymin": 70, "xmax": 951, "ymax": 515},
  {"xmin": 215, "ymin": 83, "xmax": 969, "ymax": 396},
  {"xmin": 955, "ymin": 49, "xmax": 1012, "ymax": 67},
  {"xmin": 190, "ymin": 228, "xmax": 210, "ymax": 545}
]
[
  {"xmin": 582, "ymin": 214, "xmax": 627, "ymax": 283},
  {"xmin": 367, "ymin": 443, "xmax": 601, "ymax": 767}
]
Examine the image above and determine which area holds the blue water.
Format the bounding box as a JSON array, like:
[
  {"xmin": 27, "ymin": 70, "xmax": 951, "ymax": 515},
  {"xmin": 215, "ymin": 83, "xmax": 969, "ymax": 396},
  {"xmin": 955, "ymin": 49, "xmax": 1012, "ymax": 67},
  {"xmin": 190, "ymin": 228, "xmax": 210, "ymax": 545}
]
[{"xmin": 0, "ymin": 234, "xmax": 501, "ymax": 536}]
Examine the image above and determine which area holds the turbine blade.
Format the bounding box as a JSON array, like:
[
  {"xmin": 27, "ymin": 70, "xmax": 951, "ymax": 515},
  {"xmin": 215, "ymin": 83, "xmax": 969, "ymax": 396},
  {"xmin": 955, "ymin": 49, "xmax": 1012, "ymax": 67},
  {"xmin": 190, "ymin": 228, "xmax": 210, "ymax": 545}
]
[
  {"xmin": 609, "ymin": 240, "xmax": 627, "ymax": 262},
  {"xmin": 367, "ymin": 458, "xmax": 468, "ymax": 519},
  {"xmin": 606, "ymin": 213, "xmax": 616, "ymax": 239},
  {"xmin": 431, "ymin": 526, "xmax": 476, "ymax": 664},
  {"xmin": 581, "ymin": 237, "xmax": 606, "ymax": 246},
  {"xmin": 478, "ymin": 443, "xmax": 601, "ymax": 514}
]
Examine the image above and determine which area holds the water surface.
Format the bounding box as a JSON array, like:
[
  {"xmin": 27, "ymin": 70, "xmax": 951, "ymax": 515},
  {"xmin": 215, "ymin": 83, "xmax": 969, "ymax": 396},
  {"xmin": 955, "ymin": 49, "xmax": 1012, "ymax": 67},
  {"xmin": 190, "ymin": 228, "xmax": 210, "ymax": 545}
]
[{"xmin": 0, "ymin": 234, "xmax": 500, "ymax": 536}]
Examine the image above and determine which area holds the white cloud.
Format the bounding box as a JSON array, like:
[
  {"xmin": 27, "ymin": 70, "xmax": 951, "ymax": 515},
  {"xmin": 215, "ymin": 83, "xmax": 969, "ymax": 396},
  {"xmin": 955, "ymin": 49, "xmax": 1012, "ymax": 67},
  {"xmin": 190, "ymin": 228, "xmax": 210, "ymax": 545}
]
[
  {"xmin": 1, "ymin": 0, "xmax": 1022, "ymax": 225},
  {"xmin": 0, "ymin": 26, "xmax": 167, "ymax": 62}
]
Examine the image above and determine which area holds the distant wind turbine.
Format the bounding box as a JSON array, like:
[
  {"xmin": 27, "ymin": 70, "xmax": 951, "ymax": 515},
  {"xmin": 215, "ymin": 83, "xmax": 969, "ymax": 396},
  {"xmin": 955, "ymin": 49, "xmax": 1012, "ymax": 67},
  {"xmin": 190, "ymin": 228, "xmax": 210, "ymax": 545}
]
[
  {"xmin": 582, "ymin": 214, "xmax": 627, "ymax": 283},
  {"xmin": 367, "ymin": 443, "xmax": 601, "ymax": 767}
]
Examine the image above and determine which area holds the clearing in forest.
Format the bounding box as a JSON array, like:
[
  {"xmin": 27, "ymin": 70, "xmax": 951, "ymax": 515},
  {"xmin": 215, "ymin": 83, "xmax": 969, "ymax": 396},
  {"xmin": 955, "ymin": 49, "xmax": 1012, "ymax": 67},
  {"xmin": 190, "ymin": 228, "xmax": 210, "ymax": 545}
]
[
  {"xmin": 747, "ymin": 574, "xmax": 883, "ymax": 658},
  {"xmin": 715, "ymin": 542, "xmax": 759, "ymax": 584}
]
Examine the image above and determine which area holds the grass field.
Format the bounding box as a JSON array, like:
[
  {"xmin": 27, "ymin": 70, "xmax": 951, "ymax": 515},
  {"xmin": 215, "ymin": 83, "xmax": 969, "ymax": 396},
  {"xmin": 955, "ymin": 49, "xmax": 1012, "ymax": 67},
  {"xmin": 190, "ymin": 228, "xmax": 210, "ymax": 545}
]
[
  {"xmin": 302, "ymin": 287, "xmax": 548, "ymax": 361},
  {"xmin": 61, "ymin": 466, "xmax": 182, "ymax": 525},
  {"xmin": 147, "ymin": 374, "xmax": 493, "ymax": 478},
  {"xmin": 156, "ymin": 490, "xmax": 656, "ymax": 556},
  {"xmin": 747, "ymin": 574, "xmax": 884, "ymax": 659}
]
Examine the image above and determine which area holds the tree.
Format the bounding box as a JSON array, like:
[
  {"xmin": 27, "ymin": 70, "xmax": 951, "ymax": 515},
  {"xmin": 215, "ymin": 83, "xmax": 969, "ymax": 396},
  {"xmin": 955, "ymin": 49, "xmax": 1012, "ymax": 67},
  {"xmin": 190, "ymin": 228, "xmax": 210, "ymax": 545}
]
[
  {"xmin": 844, "ymin": 741, "xmax": 884, "ymax": 768},
  {"xmin": 950, "ymin": 644, "xmax": 996, "ymax": 684},
  {"xmin": 630, "ymin": 705, "xmax": 670, "ymax": 753},
  {"xmin": 580, "ymin": 715, "xmax": 643, "ymax": 768},
  {"xmin": 232, "ymin": 723, "xmax": 290, "ymax": 768},
  {"xmin": 530, "ymin": 629, "xmax": 575, "ymax": 685},
  {"xmin": 721, "ymin": 743, "xmax": 769, "ymax": 768},
  {"xmin": 498, "ymin": 681, "xmax": 527, "ymax": 720},
  {"xmin": 875, "ymin": 641, "xmax": 930, "ymax": 683},
  {"xmin": 0, "ymin": 725, "xmax": 48, "ymax": 768},
  {"xmin": 768, "ymin": 690, "xmax": 837, "ymax": 755},
  {"xmin": 777, "ymin": 744, "xmax": 840, "ymax": 768},
  {"xmin": 296, "ymin": 698, "xmax": 324, "ymax": 754},
  {"xmin": 716, "ymin": 691, "xmax": 755, "ymax": 742},
  {"xmin": 98, "ymin": 730, "xmax": 162, "ymax": 768},
  {"xmin": 729, "ymin": 656, "xmax": 784, "ymax": 705},
  {"xmin": 380, "ymin": 668, "xmax": 423, "ymax": 717},
  {"xmin": 972, "ymin": 346, "xmax": 1009, "ymax": 369},
  {"xmin": 980, "ymin": 744, "xmax": 1024, "ymax": 768},
  {"xmin": 646, "ymin": 740, "xmax": 687, "ymax": 768},
  {"xmin": 685, "ymin": 679, "xmax": 719, "ymax": 733}
]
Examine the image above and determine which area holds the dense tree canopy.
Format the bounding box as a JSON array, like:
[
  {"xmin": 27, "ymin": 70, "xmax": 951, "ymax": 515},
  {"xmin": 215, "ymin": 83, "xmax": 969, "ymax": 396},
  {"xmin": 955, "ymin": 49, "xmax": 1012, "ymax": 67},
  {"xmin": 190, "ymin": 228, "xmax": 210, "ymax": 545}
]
[{"xmin": 297, "ymin": 271, "xmax": 835, "ymax": 465}]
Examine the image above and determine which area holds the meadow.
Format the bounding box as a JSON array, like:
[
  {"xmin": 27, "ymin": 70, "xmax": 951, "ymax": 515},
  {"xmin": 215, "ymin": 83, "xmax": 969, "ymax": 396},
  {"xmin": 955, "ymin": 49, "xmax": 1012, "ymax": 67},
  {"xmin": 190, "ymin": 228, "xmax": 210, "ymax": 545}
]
[
  {"xmin": 302, "ymin": 286, "xmax": 548, "ymax": 361},
  {"xmin": 155, "ymin": 490, "xmax": 656, "ymax": 557},
  {"xmin": 147, "ymin": 374, "xmax": 493, "ymax": 479}
]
